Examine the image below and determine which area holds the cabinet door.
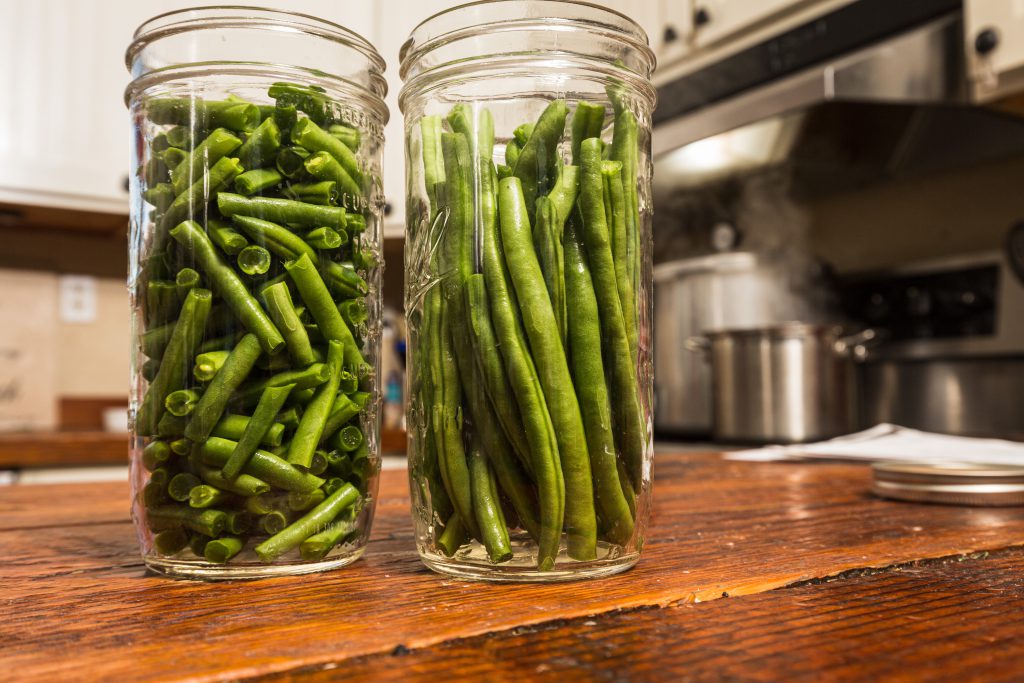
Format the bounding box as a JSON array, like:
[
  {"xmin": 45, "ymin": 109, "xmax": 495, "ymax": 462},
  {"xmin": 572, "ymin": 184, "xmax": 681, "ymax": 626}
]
[
  {"xmin": 965, "ymin": 0, "xmax": 1024, "ymax": 102},
  {"xmin": 690, "ymin": 0, "xmax": 810, "ymax": 49}
]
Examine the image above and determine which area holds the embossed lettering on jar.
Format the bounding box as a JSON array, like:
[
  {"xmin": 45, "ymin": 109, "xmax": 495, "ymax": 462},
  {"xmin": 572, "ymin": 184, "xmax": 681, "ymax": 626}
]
[
  {"xmin": 125, "ymin": 7, "xmax": 387, "ymax": 579},
  {"xmin": 400, "ymin": 0, "xmax": 656, "ymax": 581}
]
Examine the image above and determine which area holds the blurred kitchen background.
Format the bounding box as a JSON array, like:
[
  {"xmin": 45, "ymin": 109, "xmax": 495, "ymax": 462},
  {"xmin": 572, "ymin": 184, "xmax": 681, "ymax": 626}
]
[{"xmin": 1, "ymin": 0, "xmax": 1022, "ymax": 478}]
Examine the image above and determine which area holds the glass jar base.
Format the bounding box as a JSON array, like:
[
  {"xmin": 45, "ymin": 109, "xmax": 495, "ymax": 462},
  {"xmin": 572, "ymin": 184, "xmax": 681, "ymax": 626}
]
[
  {"xmin": 419, "ymin": 539, "xmax": 640, "ymax": 583},
  {"xmin": 143, "ymin": 546, "xmax": 366, "ymax": 581}
]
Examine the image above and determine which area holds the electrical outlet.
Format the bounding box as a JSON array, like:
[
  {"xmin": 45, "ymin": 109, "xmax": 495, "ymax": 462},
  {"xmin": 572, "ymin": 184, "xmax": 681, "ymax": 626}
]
[{"xmin": 59, "ymin": 275, "xmax": 97, "ymax": 324}]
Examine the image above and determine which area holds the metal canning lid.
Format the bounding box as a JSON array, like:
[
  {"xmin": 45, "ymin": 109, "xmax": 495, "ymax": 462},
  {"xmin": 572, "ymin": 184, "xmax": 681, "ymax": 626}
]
[{"xmin": 872, "ymin": 461, "xmax": 1024, "ymax": 506}]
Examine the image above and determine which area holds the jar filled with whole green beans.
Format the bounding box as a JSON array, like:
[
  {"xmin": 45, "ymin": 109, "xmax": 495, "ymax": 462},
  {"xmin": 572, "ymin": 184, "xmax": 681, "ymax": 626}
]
[
  {"xmin": 400, "ymin": 1, "xmax": 656, "ymax": 581},
  {"xmin": 125, "ymin": 7, "xmax": 387, "ymax": 579}
]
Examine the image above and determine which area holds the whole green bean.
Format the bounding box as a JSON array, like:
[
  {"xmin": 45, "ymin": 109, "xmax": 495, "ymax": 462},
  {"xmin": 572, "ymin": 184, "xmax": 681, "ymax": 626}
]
[
  {"xmin": 609, "ymin": 106, "xmax": 641, "ymax": 339},
  {"xmin": 223, "ymin": 384, "xmax": 295, "ymax": 480},
  {"xmin": 564, "ymin": 220, "xmax": 635, "ymax": 545},
  {"xmin": 571, "ymin": 101, "xmax": 605, "ymax": 164},
  {"xmin": 477, "ymin": 162, "xmax": 563, "ymax": 570},
  {"xmin": 137, "ymin": 288, "xmax": 213, "ymax": 435},
  {"xmin": 236, "ymin": 116, "xmax": 281, "ymax": 168},
  {"xmin": 217, "ymin": 192, "xmax": 346, "ymax": 232},
  {"xmin": 184, "ymin": 333, "xmax": 263, "ymax": 442},
  {"xmin": 468, "ymin": 440, "xmax": 513, "ymax": 563},
  {"xmin": 169, "ymin": 128, "xmax": 242, "ymax": 195},
  {"xmin": 603, "ymin": 160, "xmax": 637, "ymax": 363},
  {"xmin": 170, "ymin": 220, "xmax": 285, "ymax": 354},
  {"xmin": 261, "ymin": 281, "xmax": 316, "ymax": 367},
  {"xmin": 285, "ymin": 253, "xmax": 363, "ymax": 368},
  {"xmin": 580, "ymin": 138, "xmax": 645, "ymax": 488},
  {"xmin": 287, "ymin": 340, "xmax": 344, "ymax": 469},
  {"xmin": 199, "ymin": 436, "xmax": 323, "ymax": 493},
  {"xmin": 254, "ymin": 482, "xmax": 359, "ymax": 561},
  {"xmin": 533, "ymin": 197, "xmax": 566, "ymax": 346},
  {"xmin": 420, "ymin": 115, "xmax": 446, "ymax": 215},
  {"xmin": 498, "ymin": 176, "xmax": 597, "ymax": 560},
  {"xmin": 512, "ymin": 99, "xmax": 569, "ymax": 217},
  {"xmin": 545, "ymin": 165, "xmax": 580, "ymax": 225},
  {"xmin": 234, "ymin": 167, "xmax": 284, "ymax": 196}
]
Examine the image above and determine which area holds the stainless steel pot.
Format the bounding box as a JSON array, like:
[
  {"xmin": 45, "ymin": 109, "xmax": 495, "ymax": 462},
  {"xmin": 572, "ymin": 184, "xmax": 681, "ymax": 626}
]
[{"xmin": 687, "ymin": 324, "xmax": 875, "ymax": 443}]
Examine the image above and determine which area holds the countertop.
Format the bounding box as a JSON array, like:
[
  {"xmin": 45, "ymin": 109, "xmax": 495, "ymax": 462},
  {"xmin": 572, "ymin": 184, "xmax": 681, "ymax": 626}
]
[{"xmin": 5, "ymin": 452, "xmax": 1024, "ymax": 682}]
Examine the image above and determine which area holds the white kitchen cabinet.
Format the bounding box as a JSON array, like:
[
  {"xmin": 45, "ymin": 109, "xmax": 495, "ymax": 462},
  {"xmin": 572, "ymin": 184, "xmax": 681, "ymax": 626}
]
[
  {"xmin": 965, "ymin": 0, "xmax": 1024, "ymax": 103},
  {"xmin": 0, "ymin": 0, "xmax": 376, "ymax": 217}
]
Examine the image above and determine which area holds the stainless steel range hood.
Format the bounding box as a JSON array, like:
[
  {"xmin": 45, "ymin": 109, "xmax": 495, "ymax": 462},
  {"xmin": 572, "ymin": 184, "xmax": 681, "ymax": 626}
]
[{"xmin": 654, "ymin": 13, "xmax": 966, "ymax": 157}]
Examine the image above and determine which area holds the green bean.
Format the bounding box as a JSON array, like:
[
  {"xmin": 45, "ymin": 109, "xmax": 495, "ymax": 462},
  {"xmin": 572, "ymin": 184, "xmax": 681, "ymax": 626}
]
[
  {"xmin": 144, "ymin": 183, "xmax": 175, "ymax": 212},
  {"xmin": 204, "ymin": 536, "xmax": 244, "ymax": 563},
  {"xmin": 436, "ymin": 513, "xmax": 469, "ymax": 557},
  {"xmin": 291, "ymin": 118, "xmax": 364, "ymax": 187},
  {"xmin": 268, "ymin": 82, "xmax": 333, "ymax": 126},
  {"xmin": 346, "ymin": 212, "xmax": 367, "ymax": 234},
  {"xmin": 602, "ymin": 160, "xmax": 637, "ymax": 363},
  {"xmin": 232, "ymin": 362, "xmax": 331, "ymax": 408},
  {"xmin": 184, "ymin": 334, "xmax": 262, "ymax": 442},
  {"xmin": 236, "ymin": 116, "xmax": 281, "ymax": 168},
  {"xmin": 161, "ymin": 147, "xmax": 188, "ymax": 168},
  {"xmin": 207, "ymin": 218, "xmax": 249, "ymax": 256},
  {"xmin": 477, "ymin": 162, "xmax": 563, "ymax": 570},
  {"xmin": 275, "ymin": 406, "xmax": 302, "ymax": 430},
  {"xmin": 234, "ymin": 167, "xmax": 283, "ymax": 196},
  {"xmin": 196, "ymin": 463, "xmax": 270, "ymax": 497},
  {"xmin": 168, "ymin": 473, "xmax": 201, "ymax": 502},
  {"xmin": 283, "ymin": 180, "xmax": 337, "ymax": 206},
  {"xmin": 217, "ymin": 192, "xmax": 346, "ymax": 231},
  {"xmin": 276, "ymin": 145, "xmax": 310, "ymax": 179},
  {"xmin": 231, "ymin": 214, "xmax": 317, "ymax": 263},
  {"xmin": 505, "ymin": 140, "xmax": 521, "ymax": 169},
  {"xmin": 237, "ymin": 245, "xmax": 271, "ymax": 276},
  {"xmin": 156, "ymin": 412, "xmax": 188, "ymax": 439},
  {"xmin": 468, "ymin": 441, "xmax": 513, "ymax": 563},
  {"xmin": 287, "ymin": 340, "xmax": 344, "ymax": 469},
  {"xmin": 254, "ymin": 482, "xmax": 359, "ymax": 561},
  {"xmin": 193, "ymin": 350, "xmax": 229, "ymax": 382},
  {"xmin": 453, "ymin": 291, "xmax": 540, "ymax": 542},
  {"xmin": 512, "ymin": 99, "xmax": 569, "ymax": 216},
  {"xmin": 146, "ymin": 280, "xmax": 179, "ymax": 328},
  {"xmin": 175, "ymin": 267, "xmax": 201, "ymax": 298},
  {"xmin": 498, "ymin": 176, "xmax": 597, "ymax": 560},
  {"xmin": 306, "ymin": 227, "xmax": 342, "ymax": 250},
  {"xmin": 137, "ymin": 288, "xmax": 213, "ymax": 435},
  {"xmin": 223, "ymin": 384, "xmax": 295, "ymax": 480},
  {"xmin": 224, "ymin": 511, "xmax": 253, "ymax": 535},
  {"xmin": 289, "ymin": 488, "xmax": 325, "ymax": 511},
  {"xmin": 334, "ymin": 425, "xmax": 363, "ymax": 452},
  {"xmin": 609, "ymin": 106, "xmax": 641, "ymax": 341},
  {"xmin": 533, "ymin": 197, "xmax": 566, "ymax": 346},
  {"xmin": 580, "ymin": 138, "xmax": 645, "ymax": 488},
  {"xmin": 571, "ymin": 101, "xmax": 605, "ymax": 164},
  {"xmin": 564, "ymin": 220, "xmax": 634, "ymax": 545},
  {"xmin": 260, "ymin": 511, "xmax": 290, "ymax": 534},
  {"xmin": 308, "ymin": 451, "xmax": 329, "ymax": 476},
  {"xmin": 545, "ymin": 164, "xmax": 580, "ymax": 224},
  {"xmin": 153, "ymin": 528, "xmax": 189, "ymax": 555},
  {"xmin": 142, "ymin": 440, "xmax": 172, "ymax": 471},
  {"xmin": 217, "ymin": 412, "xmax": 282, "ymax": 445},
  {"xmin": 164, "ymin": 389, "xmax": 200, "ymax": 417},
  {"xmin": 285, "ymin": 253, "xmax": 364, "ymax": 368},
  {"xmin": 159, "ymin": 156, "xmax": 244, "ymax": 239},
  {"xmin": 189, "ymin": 484, "xmax": 228, "ymax": 509},
  {"xmin": 169, "ymin": 128, "xmax": 242, "ymax": 195},
  {"xmin": 303, "ymin": 151, "xmax": 362, "ymax": 209},
  {"xmin": 321, "ymin": 260, "xmax": 368, "ymax": 299},
  {"xmin": 420, "ymin": 115, "xmax": 446, "ymax": 215},
  {"xmin": 261, "ymin": 281, "xmax": 316, "ymax": 367},
  {"xmin": 513, "ymin": 122, "xmax": 534, "ymax": 146},
  {"xmin": 320, "ymin": 393, "xmax": 361, "ymax": 444},
  {"xmin": 300, "ymin": 516, "xmax": 357, "ymax": 561},
  {"xmin": 199, "ymin": 436, "xmax": 323, "ymax": 493},
  {"xmin": 142, "ymin": 156, "xmax": 170, "ymax": 186},
  {"xmin": 169, "ymin": 438, "xmax": 191, "ymax": 455},
  {"xmin": 147, "ymin": 98, "xmax": 259, "ymax": 132},
  {"xmin": 163, "ymin": 127, "xmax": 188, "ymax": 149},
  {"xmin": 328, "ymin": 123, "xmax": 360, "ymax": 151}
]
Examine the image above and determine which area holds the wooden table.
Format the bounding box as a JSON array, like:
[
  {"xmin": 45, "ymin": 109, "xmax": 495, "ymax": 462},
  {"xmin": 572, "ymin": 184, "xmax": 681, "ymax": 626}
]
[{"xmin": 4, "ymin": 453, "xmax": 1024, "ymax": 682}]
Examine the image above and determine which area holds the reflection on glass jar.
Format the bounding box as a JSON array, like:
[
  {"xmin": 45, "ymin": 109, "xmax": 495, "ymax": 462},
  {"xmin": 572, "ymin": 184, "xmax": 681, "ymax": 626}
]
[
  {"xmin": 125, "ymin": 6, "xmax": 387, "ymax": 579},
  {"xmin": 400, "ymin": 0, "xmax": 656, "ymax": 581}
]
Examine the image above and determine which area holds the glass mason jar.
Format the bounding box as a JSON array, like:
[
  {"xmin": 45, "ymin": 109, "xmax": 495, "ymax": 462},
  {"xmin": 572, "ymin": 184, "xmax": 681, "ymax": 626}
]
[
  {"xmin": 400, "ymin": 1, "xmax": 656, "ymax": 581},
  {"xmin": 125, "ymin": 7, "xmax": 387, "ymax": 579}
]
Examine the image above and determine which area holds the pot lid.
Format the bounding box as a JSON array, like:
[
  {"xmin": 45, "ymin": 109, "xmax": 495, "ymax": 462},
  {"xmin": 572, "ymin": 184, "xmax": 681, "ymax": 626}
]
[{"xmin": 872, "ymin": 461, "xmax": 1024, "ymax": 506}]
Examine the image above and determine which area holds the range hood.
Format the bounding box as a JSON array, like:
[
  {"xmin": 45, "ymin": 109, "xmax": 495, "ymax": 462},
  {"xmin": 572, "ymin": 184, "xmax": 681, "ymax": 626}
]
[{"xmin": 652, "ymin": 2, "xmax": 1024, "ymax": 192}]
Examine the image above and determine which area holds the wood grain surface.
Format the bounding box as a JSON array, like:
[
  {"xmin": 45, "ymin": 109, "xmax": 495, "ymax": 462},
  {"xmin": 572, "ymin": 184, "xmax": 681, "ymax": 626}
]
[
  {"xmin": 0, "ymin": 431, "xmax": 128, "ymax": 468},
  {"xmin": 3, "ymin": 453, "xmax": 1024, "ymax": 682}
]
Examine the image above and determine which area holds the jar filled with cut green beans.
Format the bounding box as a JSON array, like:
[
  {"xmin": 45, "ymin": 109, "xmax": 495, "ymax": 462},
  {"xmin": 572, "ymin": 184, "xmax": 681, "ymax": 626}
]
[
  {"xmin": 125, "ymin": 7, "xmax": 387, "ymax": 579},
  {"xmin": 400, "ymin": 1, "xmax": 655, "ymax": 581}
]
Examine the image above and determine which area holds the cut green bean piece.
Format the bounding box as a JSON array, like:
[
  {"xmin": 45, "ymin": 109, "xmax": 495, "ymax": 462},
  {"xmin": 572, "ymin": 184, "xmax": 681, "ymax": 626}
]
[
  {"xmin": 169, "ymin": 128, "xmax": 242, "ymax": 195},
  {"xmin": 199, "ymin": 436, "xmax": 324, "ymax": 493},
  {"xmin": 269, "ymin": 82, "xmax": 333, "ymax": 126},
  {"xmin": 169, "ymin": 438, "xmax": 191, "ymax": 456},
  {"xmin": 328, "ymin": 123, "xmax": 360, "ymax": 151},
  {"xmin": 286, "ymin": 253, "xmax": 364, "ymax": 368},
  {"xmin": 303, "ymin": 151, "xmax": 362, "ymax": 207},
  {"xmin": 189, "ymin": 484, "xmax": 228, "ymax": 509},
  {"xmin": 218, "ymin": 192, "xmax": 346, "ymax": 232},
  {"xmin": 168, "ymin": 473, "xmax": 201, "ymax": 502},
  {"xmin": 306, "ymin": 227, "xmax": 342, "ymax": 250},
  {"xmin": 142, "ymin": 440, "xmax": 172, "ymax": 471},
  {"xmin": 148, "ymin": 98, "xmax": 259, "ymax": 132},
  {"xmin": 204, "ymin": 536, "xmax": 244, "ymax": 563},
  {"xmin": 194, "ymin": 350, "xmax": 230, "ymax": 382},
  {"xmin": 299, "ymin": 516, "xmax": 357, "ymax": 560},
  {"xmin": 175, "ymin": 268, "xmax": 201, "ymax": 298},
  {"xmin": 208, "ymin": 218, "xmax": 249, "ymax": 256},
  {"xmin": 144, "ymin": 183, "xmax": 175, "ymax": 212},
  {"xmin": 276, "ymin": 145, "xmax": 310, "ymax": 179},
  {"xmin": 260, "ymin": 511, "xmax": 290, "ymax": 535},
  {"xmin": 233, "ymin": 362, "xmax": 331, "ymax": 408},
  {"xmin": 196, "ymin": 463, "xmax": 271, "ymax": 497},
  {"xmin": 235, "ymin": 167, "xmax": 284, "ymax": 196},
  {"xmin": 320, "ymin": 393, "xmax": 360, "ymax": 443},
  {"xmin": 223, "ymin": 384, "xmax": 294, "ymax": 480},
  {"xmin": 261, "ymin": 281, "xmax": 316, "ymax": 367},
  {"xmin": 335, "ymin": 425, "xmax": 362, "ymax": 452},
  {"xmin": 164, "ymin": 389, "xmax": 200, "ymax": 418},
  {"xmin": 287, "ymin": 340, "xmax": 344, "ymax": 469},
  {"xmin": 292, "ymin": 118, "xmax": 364, "ymax": 186},
  {"xmin": 231, "ymin": 214, "xmax": 317, "ymax": 263},
  {"xmin": 153, "ymin": 528, "xmax": 189, "ymax": 555},
  {"xmin": 283, "ymin": 180, "xmax": 337, "ymax": 206},
  {"xmin": 184, "ymin": 333, "xmax": 262, "ymax": 442},
  {"xmin": 254, "ymin": 482, "xmax": 359, "ymax": 561},
  {"xmin": 237, "ymin": 245, "xmax": 272, "ymax": 275},
  {"xmin": 211, "ymin": 414, "xmax": 286, "ymax": 448},
  {"xmin": 236, "ymin": 116, "xmax": 281, "ymax": 168},
  {"xmin": 170, "ymin": 220, "xmax": 285, "ymax": 354}
]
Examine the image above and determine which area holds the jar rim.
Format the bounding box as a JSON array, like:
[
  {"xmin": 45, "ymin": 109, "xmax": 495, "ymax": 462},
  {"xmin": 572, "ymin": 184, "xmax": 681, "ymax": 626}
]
[
  {"xmin": 399, "ymin": 0, "xmax": 656, "ymax": 106},
  {"xmin": 125, "ymin": 5, "xmax": 387, "ymax": 108}
]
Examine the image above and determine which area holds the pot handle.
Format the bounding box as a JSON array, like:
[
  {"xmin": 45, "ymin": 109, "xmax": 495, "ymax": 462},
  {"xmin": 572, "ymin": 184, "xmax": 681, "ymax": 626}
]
[
  {"xmin": 684, "ymin": 335, "xmax": 711, "ymax": 355},
  {"xmin": 833, "ymin": 328, "xmax": 881, "ymax": 361}
]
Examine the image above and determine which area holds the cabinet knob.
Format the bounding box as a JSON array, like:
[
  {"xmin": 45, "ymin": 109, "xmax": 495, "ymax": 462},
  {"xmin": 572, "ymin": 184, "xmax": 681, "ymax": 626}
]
[
  {"xmin": 384, "ymin": 201, "xmax": 393, "ymax": 217},
  {"xmin": 122, "ymin": 175, "xmax": 130, "ymax": 192},
  {"xmin": 662, "ymin": 25, "xmax": 678, "ymax": 44},
  {"xmin": 974, "ymin": 28, "xmax": 999, "ymax": 55},
  {"xmin": 694, "ymin": 7, "xmax": 711, "ymax": 28}
]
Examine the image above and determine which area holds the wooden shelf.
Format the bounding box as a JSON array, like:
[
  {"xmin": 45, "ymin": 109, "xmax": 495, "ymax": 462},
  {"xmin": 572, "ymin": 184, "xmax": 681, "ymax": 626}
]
[{"xmin": 0, "ymin": 432, "xmax": 128, "ymax": 469}]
